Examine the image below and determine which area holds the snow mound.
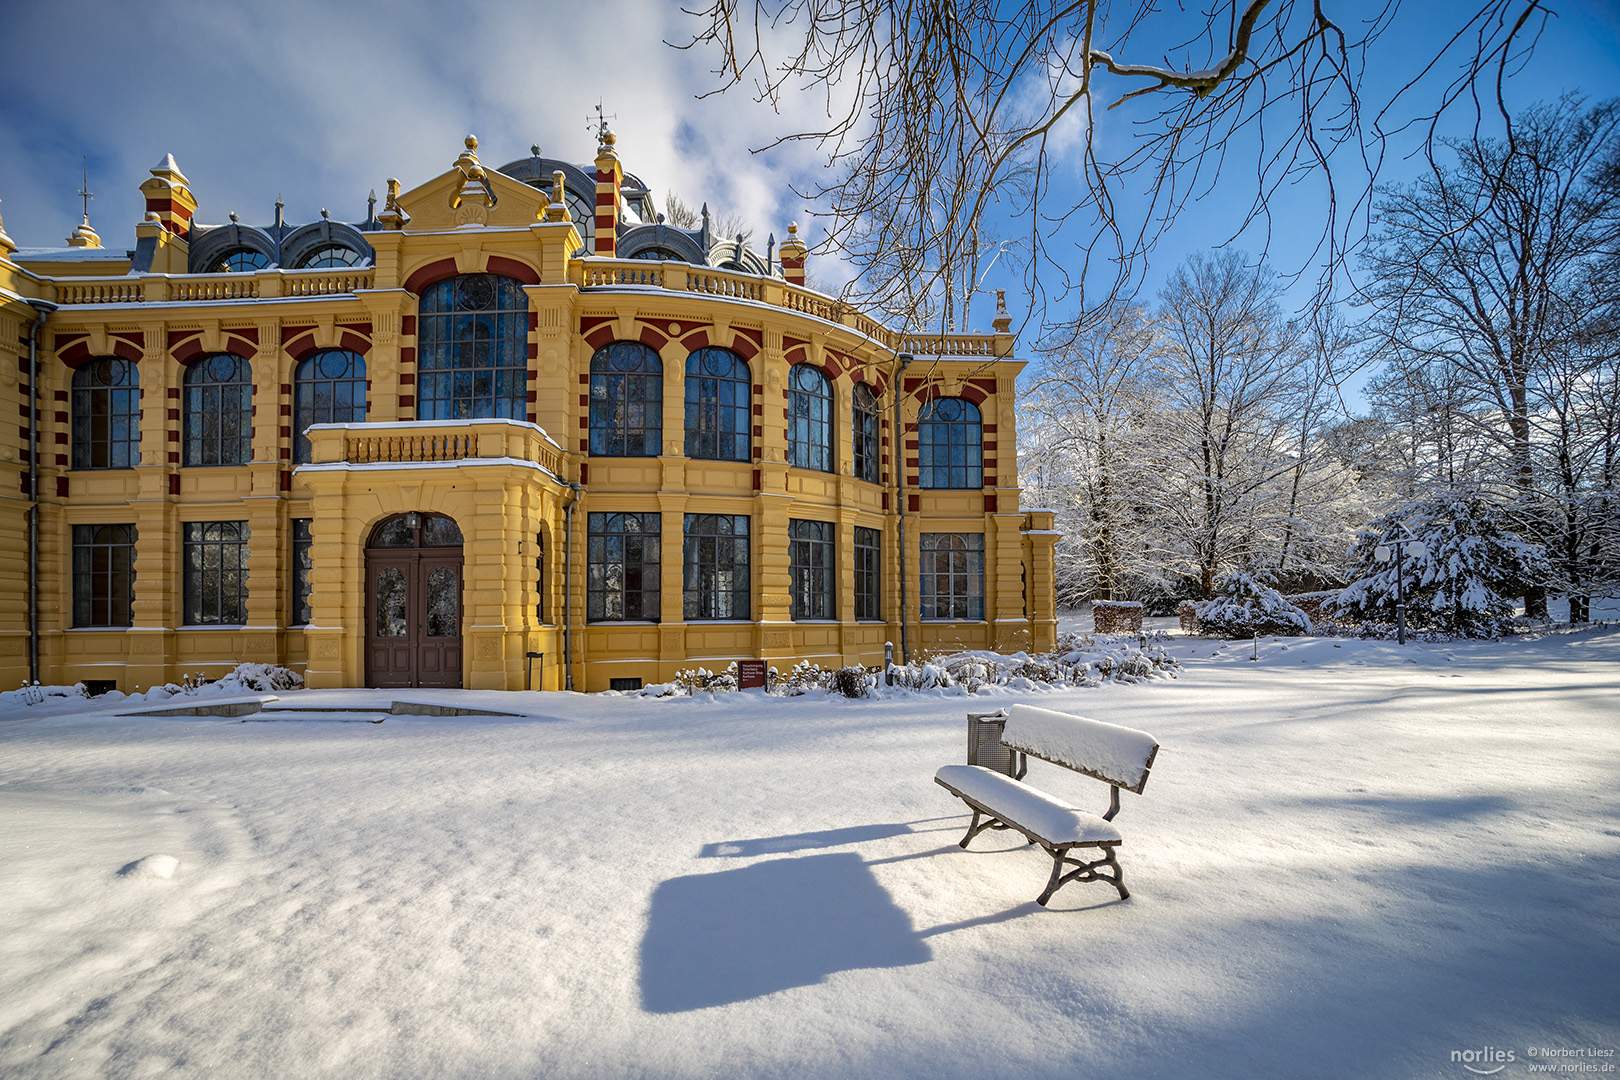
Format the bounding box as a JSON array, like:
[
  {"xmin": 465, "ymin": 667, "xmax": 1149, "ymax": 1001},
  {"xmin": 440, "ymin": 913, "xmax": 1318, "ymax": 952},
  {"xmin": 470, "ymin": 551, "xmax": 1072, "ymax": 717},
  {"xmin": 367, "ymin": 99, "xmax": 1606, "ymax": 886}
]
[{"xmin": 118, "ymin": 854, "xmax": 180, "ymax": 880}]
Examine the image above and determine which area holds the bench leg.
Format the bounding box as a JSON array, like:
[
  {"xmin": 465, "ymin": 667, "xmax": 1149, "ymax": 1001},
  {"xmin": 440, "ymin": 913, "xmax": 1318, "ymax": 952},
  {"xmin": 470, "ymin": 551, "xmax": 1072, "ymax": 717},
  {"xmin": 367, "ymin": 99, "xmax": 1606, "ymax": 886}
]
[
  {"xmin": 1036, "ymin": 845, "xmax": 1129, "ymax": 906},
  {"xmin": 959, "ymin": 808, "xmax": 1006, "ymax": 848}
]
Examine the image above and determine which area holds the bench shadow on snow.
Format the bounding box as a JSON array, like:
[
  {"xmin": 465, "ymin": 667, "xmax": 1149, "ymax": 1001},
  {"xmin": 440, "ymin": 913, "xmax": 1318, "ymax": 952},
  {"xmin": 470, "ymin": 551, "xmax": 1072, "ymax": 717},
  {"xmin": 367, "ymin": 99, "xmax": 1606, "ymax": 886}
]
[{"xmin": 640, "ymin": 851, "xmax": 932, "ymax": 1013}]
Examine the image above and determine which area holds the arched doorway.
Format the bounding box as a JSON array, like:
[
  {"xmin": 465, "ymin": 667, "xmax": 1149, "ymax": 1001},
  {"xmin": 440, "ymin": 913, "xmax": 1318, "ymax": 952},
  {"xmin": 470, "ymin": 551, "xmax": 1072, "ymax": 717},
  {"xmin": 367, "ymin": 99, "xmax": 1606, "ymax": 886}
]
[{"xmin": 364, "ymin": 512, "xmax": 464, "ymax": 688}]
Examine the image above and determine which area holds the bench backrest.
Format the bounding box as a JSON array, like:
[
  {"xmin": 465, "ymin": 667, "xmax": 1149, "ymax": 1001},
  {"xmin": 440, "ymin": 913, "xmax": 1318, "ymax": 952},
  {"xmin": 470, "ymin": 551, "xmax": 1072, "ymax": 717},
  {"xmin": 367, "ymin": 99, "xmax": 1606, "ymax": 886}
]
[{"xmin": 999, "ymin": 704, "xmax": 1159, "ymax": 795}]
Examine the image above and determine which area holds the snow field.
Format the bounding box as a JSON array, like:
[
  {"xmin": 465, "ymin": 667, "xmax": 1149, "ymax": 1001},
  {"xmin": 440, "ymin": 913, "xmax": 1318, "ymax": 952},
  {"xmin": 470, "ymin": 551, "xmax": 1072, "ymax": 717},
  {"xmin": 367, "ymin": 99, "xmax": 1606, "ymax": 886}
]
[{"xmin": 0, "ymin": 628, "xmax": 1616, "ymax": 1079}]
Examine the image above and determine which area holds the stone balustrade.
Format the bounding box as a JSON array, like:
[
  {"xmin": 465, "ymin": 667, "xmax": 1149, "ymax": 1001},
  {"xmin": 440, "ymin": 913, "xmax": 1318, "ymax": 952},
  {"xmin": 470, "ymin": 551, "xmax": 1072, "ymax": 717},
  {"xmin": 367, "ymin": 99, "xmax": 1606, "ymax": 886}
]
[
  {"xmin": 304, "ymin": 419, "xmax": 568, "ymax": 480},
  {"xmin": 46, "ymin": 267, "xmax": 377, "ymax": 306}
]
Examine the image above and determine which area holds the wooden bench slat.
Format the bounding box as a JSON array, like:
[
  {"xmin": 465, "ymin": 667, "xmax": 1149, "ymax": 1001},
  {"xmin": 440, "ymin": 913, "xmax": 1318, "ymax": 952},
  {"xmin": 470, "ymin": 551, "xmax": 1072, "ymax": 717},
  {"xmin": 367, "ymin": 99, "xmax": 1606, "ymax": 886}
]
[{"xmin": 935, "ymin": 766, "xmax": 1122, "ymax": 846}]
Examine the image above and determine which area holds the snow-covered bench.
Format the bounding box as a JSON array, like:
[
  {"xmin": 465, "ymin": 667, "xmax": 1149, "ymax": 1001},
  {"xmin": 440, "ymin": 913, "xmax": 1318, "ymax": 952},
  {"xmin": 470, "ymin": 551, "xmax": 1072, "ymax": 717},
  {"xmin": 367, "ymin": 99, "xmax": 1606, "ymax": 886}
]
[{"xmin": 935, "ymin": 704, "xmax": 1160, "ymax": 906}]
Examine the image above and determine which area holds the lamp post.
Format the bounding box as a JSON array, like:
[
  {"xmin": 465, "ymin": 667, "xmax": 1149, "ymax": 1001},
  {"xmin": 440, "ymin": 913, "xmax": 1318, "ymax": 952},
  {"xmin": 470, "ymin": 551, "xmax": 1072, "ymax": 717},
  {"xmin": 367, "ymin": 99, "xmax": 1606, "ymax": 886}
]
[{"xmin": 1374, "ymin": 535, "xmax": 1428, "ymax": 645}]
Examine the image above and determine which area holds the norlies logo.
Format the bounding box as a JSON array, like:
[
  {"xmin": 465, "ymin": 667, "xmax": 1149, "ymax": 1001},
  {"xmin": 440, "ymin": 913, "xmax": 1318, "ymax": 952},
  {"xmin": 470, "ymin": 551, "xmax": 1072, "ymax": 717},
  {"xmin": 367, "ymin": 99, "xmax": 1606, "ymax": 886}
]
[{"xmin": 1453, "ymin": 1047, "xmax": 1517, "ymax": 1075}]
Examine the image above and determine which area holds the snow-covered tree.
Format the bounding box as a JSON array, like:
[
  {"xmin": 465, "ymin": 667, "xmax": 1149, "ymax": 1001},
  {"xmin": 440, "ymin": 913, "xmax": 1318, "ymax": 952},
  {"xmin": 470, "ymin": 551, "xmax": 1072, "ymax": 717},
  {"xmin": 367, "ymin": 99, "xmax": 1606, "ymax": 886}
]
[
  {"xmin": 1331, "ymin": 495, "xmax": 1551, "ymax": 637},
  {"xmin": 1195, "ymin": 570, "xmax": 1313, "ymax": 638}
]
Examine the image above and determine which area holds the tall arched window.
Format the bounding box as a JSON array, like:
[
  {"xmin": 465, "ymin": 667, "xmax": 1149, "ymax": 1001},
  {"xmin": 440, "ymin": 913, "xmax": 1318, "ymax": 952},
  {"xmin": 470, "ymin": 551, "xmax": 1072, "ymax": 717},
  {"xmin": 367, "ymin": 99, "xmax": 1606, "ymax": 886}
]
[
  {"xmin": 590, "ymin": 342, "xmax": 662, "ymax": 456},
  {"xmin": 72, "ymin": 357, "xmax": 139, "ymax": 469},
  {"xmin": 684, "ymin": 347, "xmax": 750, "ymax": 461},
  {"xmin": 787, "ymin": 364, "xmax": 832, "ymax": 472},
  {"xmin": 293, "ymin": 349, "xmax": 368, "ymax": 463},
  {"xmin": 851, "ymin": 382, "xmax": 880, "ymax": 483},
  {"xmin": 184, "ymin": 353, "xmax": 252, "ymax": 466},
  {"xmin": 918, "ymin": 396, "xmax": 982, "ymax": 489},
  {"xmin": 417, "ymin": 274, "xmax": 528, "ymax": 420}
]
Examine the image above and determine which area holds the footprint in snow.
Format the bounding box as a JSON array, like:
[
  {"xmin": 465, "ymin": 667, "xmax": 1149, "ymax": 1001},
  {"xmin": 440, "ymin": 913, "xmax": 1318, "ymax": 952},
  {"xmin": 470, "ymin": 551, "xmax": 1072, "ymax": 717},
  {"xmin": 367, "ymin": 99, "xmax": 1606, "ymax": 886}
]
[{"xmin": 118, "ymin": 854, "xmax": 180, "ymax": 880}]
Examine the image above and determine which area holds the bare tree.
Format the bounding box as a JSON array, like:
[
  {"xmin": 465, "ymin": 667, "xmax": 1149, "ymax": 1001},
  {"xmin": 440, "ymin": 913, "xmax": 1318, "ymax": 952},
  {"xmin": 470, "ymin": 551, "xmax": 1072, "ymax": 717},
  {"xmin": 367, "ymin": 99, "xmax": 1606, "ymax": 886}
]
[
  {"xmin": 663, "ymin": 191, "xmax": 755, "ymax": 244},
  {"xmin": 1025, "ymin": 304, "xmax": 1156, "ymax": 601},
  {"xmin": 1146, "ymin": 250, "xmax": 1309, "ymax": 597},
  {"xmin": 676, "ymin": 1, "xmax": 1553, "ymax": 331},
  {"xmin": 1362, "ymin": 95, "xmax": 1620, "ymax": 616}
]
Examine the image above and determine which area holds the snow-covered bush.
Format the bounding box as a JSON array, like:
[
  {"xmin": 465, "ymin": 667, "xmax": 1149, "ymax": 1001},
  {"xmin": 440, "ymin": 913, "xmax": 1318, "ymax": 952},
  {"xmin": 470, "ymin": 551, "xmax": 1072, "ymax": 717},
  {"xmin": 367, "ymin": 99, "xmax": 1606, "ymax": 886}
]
[
  {"xmin": 829, "ymin": 666, "xmax": 873, "ymax": 699},
  {"xmin": 1329, "ymin": 494, "xmax": 1550, "ymax": 638},
  {"xmin": 1092, "ymin": 600, "xmax": 1144, "ymax": 633},
  {"xmin": 1194, "ymin": 571, "xmax": 1313, "ymax": 637},
  {"xmin": 0, "ymin": 681, "xmax": 88, "ymax": 706},
  {"xmin": 668, "ymin": 663, "xmax": 739, "ymax": 694}
]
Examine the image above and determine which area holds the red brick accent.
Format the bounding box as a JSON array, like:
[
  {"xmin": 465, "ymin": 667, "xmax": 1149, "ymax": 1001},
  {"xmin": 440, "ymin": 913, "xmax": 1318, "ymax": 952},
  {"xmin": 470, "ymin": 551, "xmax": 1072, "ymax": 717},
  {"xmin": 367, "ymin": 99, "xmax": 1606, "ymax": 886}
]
[
  {"xmin": 729, "ymin": 333, "xmax": 759, "ymax": 360},
  {"xmin": 681, "ymin": 328, "xmax": 710, "ymax": 350},
  {"xmin": 486, "ymin": 255, "xmax": 541, "ymax": 286},
  {"xmin": 908, "ymin": 494, "xmax": 919, "ymax": 512},
  {"xmin": 398, "ymin": 395, "xmax": 414, "ymax": 407},
  {"xmin": 338, "ymin": 331, "xmax": 371, "ymax": 355},
  {"xmin": 584, "ymin": 326, "xmax": 616, "ymax": 350},
  {"xmin": 403, "ymin": 257, "xmax": 459, "ymax": 296},
  {"xmin": 112, "ymin": 339, "xmax": 142, "ymax": 363},
  {"xmin": 168, "ymin": 474, "xmax": 180, "ymax": 495},
  {"xmin": 752, "ymin": 468, "xmax": 761, "ymax": 491},
  {"xmin": 171, "ymin": 338, "xmax": 206, "ymax": 365},
  {"xmin": 401, "ymin": 316, "xmax": 416, "ymax": 337},
  {"xmin": 638, "ymin": 326, "xmax": 667, "ymax": 349},
  {"xmin": 398, "ymin": 373, "xmax": 414, "ymax": 386},
  {"xmin": 280, "ymin": 470, "xmax": 292, "ymax": 492},
  {"xmin": 984, "ymin": 494, "xmax": 997, "ymax": 512},
  {"xmin": 527, "ymin": 342, "xmax": 538, "ymax": 359},
  {"xmin": 981, "ymin": 424, "xmax": 997, "ymax": 433},
  {"xmin": 580, "ymin": 315, "xmax": 614, "ymax": 335},
  {"xmin": 960, "ymin": 385, "xmax": 988, "ymax": 406},
  {"xmin": 579, "ymin": 464, "xmax": 588, "ymax": 484}
]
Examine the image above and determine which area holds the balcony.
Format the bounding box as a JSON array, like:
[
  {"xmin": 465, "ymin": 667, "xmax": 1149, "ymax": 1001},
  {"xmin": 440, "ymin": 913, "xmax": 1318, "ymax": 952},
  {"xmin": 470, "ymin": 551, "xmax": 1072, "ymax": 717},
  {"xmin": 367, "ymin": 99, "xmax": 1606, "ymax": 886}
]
[{"xmin": 300, "ymin": 419, "xmax": 568, "ymax": 481}]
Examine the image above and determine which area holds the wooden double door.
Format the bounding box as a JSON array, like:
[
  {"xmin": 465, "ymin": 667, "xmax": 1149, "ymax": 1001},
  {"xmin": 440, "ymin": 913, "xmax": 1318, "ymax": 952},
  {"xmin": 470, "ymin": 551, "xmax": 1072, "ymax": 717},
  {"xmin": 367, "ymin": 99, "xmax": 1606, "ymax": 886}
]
[{"xmin": 364, "ymin": 514, "xmax": 464, "ymax": 688}]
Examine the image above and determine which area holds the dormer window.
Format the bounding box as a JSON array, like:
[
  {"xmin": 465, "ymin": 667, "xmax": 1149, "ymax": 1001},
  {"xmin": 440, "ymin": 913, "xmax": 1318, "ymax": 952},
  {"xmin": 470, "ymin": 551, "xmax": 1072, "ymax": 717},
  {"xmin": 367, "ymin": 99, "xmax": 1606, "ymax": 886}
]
[
  {"xmin": 295, "ymin": 244, "xmax": 365, "ymax": 269},
  {"xmin": 210, "ymin": 248, "xmax": 270, "ymax": 273}
]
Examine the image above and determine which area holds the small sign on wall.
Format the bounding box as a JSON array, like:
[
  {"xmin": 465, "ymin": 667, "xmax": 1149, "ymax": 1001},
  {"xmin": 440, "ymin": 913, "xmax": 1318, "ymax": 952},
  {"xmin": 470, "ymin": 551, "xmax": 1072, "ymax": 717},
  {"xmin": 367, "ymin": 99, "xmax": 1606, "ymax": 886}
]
[{"xmin": 737, "ymin": 659, "xmax": 768, "ymax": 689}]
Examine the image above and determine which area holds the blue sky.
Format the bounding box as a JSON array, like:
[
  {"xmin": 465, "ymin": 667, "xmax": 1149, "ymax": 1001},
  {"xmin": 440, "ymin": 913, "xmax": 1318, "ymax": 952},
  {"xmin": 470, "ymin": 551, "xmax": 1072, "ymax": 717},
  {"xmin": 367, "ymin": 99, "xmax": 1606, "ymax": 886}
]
[{"xmin": 2, "ymin": 0, "xmax": 1615, "ymax": 346}]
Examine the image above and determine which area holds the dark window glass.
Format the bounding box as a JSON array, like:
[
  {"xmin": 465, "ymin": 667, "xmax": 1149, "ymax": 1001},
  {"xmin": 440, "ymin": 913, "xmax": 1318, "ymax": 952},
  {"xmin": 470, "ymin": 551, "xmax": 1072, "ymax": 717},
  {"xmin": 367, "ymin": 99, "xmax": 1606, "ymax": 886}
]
[
  {"xmin": 183, "ymin": 520, "xmax": 249, "ymax": 625},
  {"xmin": 291, "ymin": 518, "xmax": 312, "ymax": 625},
  {"xmin": 426, "ymin": 566, "xmax": 459, "ymax": 637},
  {"xmin": 789, "ymin": 519, "xmax": 835, "ymax": 620},
  {"xmin": 918, "ymin": 397, "xmax": 983, "ymax": 489},
  {"xmin": 787, "ymin": 365, "xmax": 832, "ymax": 472},
  {"xmin": 72, "ymin": 357, "xmax": 139, "ymax": 470},
  {"xmin": 919, "ymin": 533, "xmax": 985, "ymax": 620},
  {"xmin": 852, "ymin": 382, "xmax": 879, "ymax": 483},
  {"xmin": 684, "ymin": 348, "xmax": 751, "ymax": 461},
  {"xmin": 535, "ymin": 532, "xmax": 546, "ymax": 623},
  {"xmin": 184, "ymin": 354, "xmax": 252, "ymax": 466},
  {"xmin": 587, "ymin": 512, "xmax": 661, "ymax": 621},
  {"xmin": 367, "ymin": 514, "xmax": 461, "ymax": 549},
  {"xmin": 416, "ymin": 274, "xmax": 529, "ymax": 420},
  {"xmin": 683, "ymin": 514, "xmax": 750, "ymax": 619},
  {"xmin": 293, "ymin": 350, "xmax": 367, "ymax": 463},
  {"xmin": 211, "ymin": 248, "xmax": 270, "ymax": 273},
  {"xmin": 375, "ymin": 566, "xmax": 407, "ymax": 637},
  {"xmin": 296, "ymin": 245, "xmax": 364, "ymax": 268},
  {"xmin": 590, "ymin": 342, "xmax": 663, "ymax": 456},
  {"xmin": 854, "ymin": 525, "xmax": 882, "ymax": 621},
  {"xmin": 72, "ymin": 523, "xmax": 136, "ymax": 628}
]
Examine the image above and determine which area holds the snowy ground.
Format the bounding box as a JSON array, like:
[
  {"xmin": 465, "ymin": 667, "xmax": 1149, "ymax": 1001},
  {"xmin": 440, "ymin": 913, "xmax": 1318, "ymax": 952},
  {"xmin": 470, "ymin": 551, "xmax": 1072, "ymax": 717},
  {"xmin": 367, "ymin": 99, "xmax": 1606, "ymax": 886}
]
[{"xmin": 2, "ymin": 625, "xmax": 1617, "ymax": 1080}]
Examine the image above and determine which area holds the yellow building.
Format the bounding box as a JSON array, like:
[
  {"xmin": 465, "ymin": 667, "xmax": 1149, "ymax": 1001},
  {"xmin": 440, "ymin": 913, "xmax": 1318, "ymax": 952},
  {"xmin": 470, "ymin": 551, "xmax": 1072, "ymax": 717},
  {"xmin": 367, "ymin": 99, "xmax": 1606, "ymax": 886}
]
[{"xmin": 0, "ymin": 132, "xmax": 1057, "ymax": 693}]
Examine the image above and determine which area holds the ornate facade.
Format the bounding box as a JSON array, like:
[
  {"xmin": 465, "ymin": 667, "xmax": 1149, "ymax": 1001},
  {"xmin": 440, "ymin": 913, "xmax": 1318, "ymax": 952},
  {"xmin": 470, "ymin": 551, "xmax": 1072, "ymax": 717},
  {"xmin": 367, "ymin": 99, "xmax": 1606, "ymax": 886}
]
[{"xmin": 0, "ymin": 131, "xmax": 1058, "ymax": 693}]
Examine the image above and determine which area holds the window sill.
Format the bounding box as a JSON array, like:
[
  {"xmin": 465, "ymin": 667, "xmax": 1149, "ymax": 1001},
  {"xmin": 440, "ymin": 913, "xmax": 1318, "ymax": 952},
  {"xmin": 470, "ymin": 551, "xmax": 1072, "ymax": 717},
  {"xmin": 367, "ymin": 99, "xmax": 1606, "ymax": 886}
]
[
  {"xmin": 177, "ymin": 624, "xmax": 248, "ymax": 630},
  {"xmin": 67, "ymin": 625, "xmax": 132, "ymax": 631}
]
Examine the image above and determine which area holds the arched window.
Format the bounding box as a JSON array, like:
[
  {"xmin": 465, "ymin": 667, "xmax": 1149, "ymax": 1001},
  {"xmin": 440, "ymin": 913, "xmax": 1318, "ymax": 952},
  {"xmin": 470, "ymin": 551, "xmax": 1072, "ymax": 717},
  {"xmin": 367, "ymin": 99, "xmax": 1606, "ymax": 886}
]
[
  {"xmin": 918, "ymin": 396, "xmax": 982, "ymax": 489},
  {"xmin": 184, "ymin": 353, "xmax": 252, "ymax": 466},
  {"xmin": 295, "ymin": 245, "xmax": 365, "ymax": 268},
  {"xmin": 684, "ymin": 347, "xmax": 750, "ymax": 461},
  {"xmin": 72, "ymin": 357, "xmax": 139, "ymax": 469},
  {"xmin": 631, "ymin": 247, "xmax": 683, "ymax": 261},
  {"xmin": 210, "ymin": 248, "xmax": 271, "ymax": 273},
  {"xmin": 787, "ymin": 364, "xmax": 832, "ymax": 472},
  {"xmin": 589, "ymin": 342, "xmax": 662, "ymax": 456},
  {"xmin": 919, "ymin": 533, "xmax": 985, "ymax": 620},
  {"xmin": 293, "ymin": 349, "xmax": 367, "ymax": 463},
  {"xmin": 417, "ymin": 274, "xmax": 528, "ymax": 420},
  {"xmin": 852, "ymin": 382, "xmax": 880, "ymax": 483}
]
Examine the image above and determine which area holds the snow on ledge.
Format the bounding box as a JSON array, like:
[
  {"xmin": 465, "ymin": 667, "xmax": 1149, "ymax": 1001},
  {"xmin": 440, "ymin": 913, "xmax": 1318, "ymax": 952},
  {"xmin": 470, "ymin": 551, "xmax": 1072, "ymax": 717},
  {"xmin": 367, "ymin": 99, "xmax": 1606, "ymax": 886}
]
[{"xmin": 1001, "ymin": 704, "xmax": 1159, "ymax": 792}]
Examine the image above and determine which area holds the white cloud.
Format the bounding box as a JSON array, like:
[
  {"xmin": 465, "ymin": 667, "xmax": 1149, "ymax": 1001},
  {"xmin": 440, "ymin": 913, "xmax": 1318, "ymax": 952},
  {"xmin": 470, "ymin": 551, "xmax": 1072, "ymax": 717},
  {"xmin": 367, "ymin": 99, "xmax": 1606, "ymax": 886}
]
[{"xmin": 0, "ymin": 0, "xmax": 834, "ymax": 254}]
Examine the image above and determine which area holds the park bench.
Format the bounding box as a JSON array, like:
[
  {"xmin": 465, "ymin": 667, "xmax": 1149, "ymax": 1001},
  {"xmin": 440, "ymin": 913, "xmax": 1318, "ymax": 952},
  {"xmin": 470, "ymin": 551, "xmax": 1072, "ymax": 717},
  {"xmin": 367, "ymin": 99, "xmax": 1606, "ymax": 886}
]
[{"xmin": 935, "ymin": 704, "xmax": 1160, "ymax": 906}]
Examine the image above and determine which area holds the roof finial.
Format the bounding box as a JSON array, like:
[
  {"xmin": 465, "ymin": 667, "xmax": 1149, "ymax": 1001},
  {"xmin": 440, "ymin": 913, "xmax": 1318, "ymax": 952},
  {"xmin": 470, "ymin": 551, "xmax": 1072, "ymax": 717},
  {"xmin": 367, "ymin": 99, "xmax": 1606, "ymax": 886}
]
[
  {"xmin": 65, "ymin": 158, "xmax": 102, "ymax": 247},
  {"xmin": 589, "ymin": 101, "xmax": 618, "ymax": 149},
  {"xmin": 77, "ymin": 157, "xmax": 94, "ymax": 221}
]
